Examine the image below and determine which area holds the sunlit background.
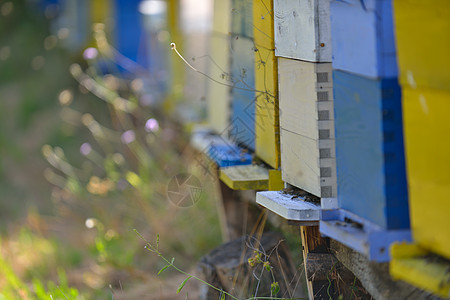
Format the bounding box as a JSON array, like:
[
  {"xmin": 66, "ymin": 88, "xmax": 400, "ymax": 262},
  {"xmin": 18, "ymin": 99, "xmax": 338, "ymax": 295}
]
[{"xmin": 0, "ymin": 0, "xmax": 229, "ymax": 298}]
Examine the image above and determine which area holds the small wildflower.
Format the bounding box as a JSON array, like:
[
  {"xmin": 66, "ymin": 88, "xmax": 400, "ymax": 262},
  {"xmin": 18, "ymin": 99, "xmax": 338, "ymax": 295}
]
[
  {"xmin": 121, "ymin": 130, "xmax": 136, "ymax": 144},
  {"xmin": 263, "ymin": 261, "xmax": 272, "ymax": 272},
  {"xmin": 248, "ymin": 257, "xmax": 255, "ymax": 267},
  {"xmin": 80, "ymin": 143, "xmax": 92, "ymax": 156},
  {"xmin": 145, "ymin": 118, "xmax": 159, "ymax": 132},
  {"xmin": 83, "ymin": 47, "xmax": 99, "ymax": 60}
]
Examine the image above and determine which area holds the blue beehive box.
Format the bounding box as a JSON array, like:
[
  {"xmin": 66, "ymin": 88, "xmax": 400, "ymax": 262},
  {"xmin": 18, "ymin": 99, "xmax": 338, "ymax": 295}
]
[
  {"xmin": 114, "ymin": 0, "xmax": 144, "ymax": 65},
  {"xmin": 333, "ymin": 70, "xmax": 409, "ymax": 229},
  {"xmin": 330, "ymin": 0, "xmax": 397, "ymax": 78},
  {"xmin": 228, "ymin": 0, "xmax": 255, "ymax": 150},
  {"xmin": 207, "ymin": 144, "xmax": 252, "ymax": 168},
  {"xmin": 229, "ymin": 35, "xmax": 256, "ymax": 150}
]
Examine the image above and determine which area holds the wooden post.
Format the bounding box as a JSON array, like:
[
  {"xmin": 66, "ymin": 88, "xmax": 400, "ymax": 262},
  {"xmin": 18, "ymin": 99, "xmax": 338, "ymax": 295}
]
[{"xmin": 300, "ymin": 225, "xmax": 334, "ymax": 299}]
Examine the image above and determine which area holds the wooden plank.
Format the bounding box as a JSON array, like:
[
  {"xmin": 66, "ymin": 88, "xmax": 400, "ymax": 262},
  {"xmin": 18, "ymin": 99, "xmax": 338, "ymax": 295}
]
[
  {"xmin": 256, "ymin": 191, "xmax": 320, "ymax": 222},
  {"xmin": 253, "ymin": 0, "xmax": 280, "ymax": 169},
  {"xmin": 278, "ymin": 58, "xmax": 333, "ymax": 140},
  {"xmin": 274, "ymin": 0, "xmax": 331, "ymax": 62},
  {"xmin": 394, "ymin": 0, "xmax": 450, "ymax": 90},
  {"xmin": 390, "ymin": 243, "xmax": 450, "ymax": 298},
  {"xmin": 219, "ymin": 165, "xmax": 269, "ymax": 190},
  {"xmin": 402, "ymin": 87, "xmax": 450, "ymax": 259},
  {"xmin": 281, "ymin": 130, "xmax": 319, "ymax": 197},
  {"xmin": 300, "ymin": 226, "xmax": 332, "ymax": 299},
  {"xmin": 330, "ymin": 0, "xmax": 398, "ymax": 78},
  {"xmin": 229, "ymin": 36, "xmax": 256, "ymax": 149},
  {"xmin": 280, "ymin": 129, "xmax": 337, "ymax": 199},
  {"xmin": 333, "ymin": 70, "xmax": 409, "ymax": 229},
  {"xmin": 278, "ymin": 58, "xmax": 336, "ymax": 199}
]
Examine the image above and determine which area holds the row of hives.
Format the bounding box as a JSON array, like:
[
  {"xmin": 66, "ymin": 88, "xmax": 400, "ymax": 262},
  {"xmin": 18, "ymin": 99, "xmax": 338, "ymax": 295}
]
[
  {"xmin": 39, "ymin": 0, "xmax": 450, "ymax": 297},
  {"xmin": 197, "ymin": 0, "xmax": 450, "ymax": 298}
]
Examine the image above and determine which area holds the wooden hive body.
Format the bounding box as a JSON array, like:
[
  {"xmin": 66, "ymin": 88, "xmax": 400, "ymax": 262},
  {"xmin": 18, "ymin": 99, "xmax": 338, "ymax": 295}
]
[{"xmin": 333, "ymin": 70, "xmax": 408, "ymax": 229}]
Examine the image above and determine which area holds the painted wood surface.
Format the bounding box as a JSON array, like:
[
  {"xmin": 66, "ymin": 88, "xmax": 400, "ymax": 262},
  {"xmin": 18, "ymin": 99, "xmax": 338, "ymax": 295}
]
[
  {"xmin": 190, "ymin": 125, "xmax": 229, "ymax": 152},
  {"xmin": 114, "ymin": 0, "xmax": 143, "ymax": 63},
  {"xmin": 333, "ymin": 70, "xmax": 408, "ymax": 229},
  {"xmin": 390, "ymin": 243, "xmax": 450, "ymax": 298},
  {"xmin": 268, "ymin": 169, "xmax": 284, "ymax": 191},
  {"xmin": 256, "ymin": 191, "xmax": 320, "ymax": 222},
  {"xmin": 91, "ymin": 0, "xmax": 110, "ymax": 24},
  {"xmin": 330, "ymin": 0, "xmax": 397, "ymax": 78},
  {"xmin": 231, "ymin": 0, "xmax": 253, "ymax": 39},
  {"xmin": 274, "ymin": 0, "xmax": 331, "ymax": 62},
  {"xmin": 229, "ymin": 36, "xmax": 256, "ymax": 150},
  {"xmin": 321, "ymin": 209, "xmax": 412, "ymax": 262},
  {"xmin": 253, "ymin": 0, "xmax": 280, "ymax": 169},
  {"xmin": 207, "ymin": 143, "xmax": 252, "ymax": 167},
  {"xmin": 207, "ymin": 0, "xmax": 232, "ymax": 134},
  {"xmin": 402, "ymin": 88, "xmax": 450, "ymax": 259},
  {"xmin": 279, "ymin": 59, "xmax": 333, "ymax": 139},
  {"xmin": 220, "ymin": 165, "xmax": 269, "ymax": 190},
  {"xmin": 278, "ymin": 58, "xmax": 336, "ymax": 198},
  {"xmin": 393, "ymin": 0, "xmax": 450, "ymax": 91}
]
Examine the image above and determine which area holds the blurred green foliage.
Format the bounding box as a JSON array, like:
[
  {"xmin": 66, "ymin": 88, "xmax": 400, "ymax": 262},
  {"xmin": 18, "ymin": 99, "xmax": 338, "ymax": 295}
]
[{"xmin": 0, "ymin": 1, "xmax": 223, "ymax": 299}]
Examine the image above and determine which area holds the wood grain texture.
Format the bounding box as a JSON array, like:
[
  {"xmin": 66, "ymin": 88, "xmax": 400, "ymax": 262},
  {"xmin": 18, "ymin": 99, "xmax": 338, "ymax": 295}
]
[
  {"xmin": 300, "ymin": 226, "xmax": 332, "ymax": 299},
  {"xmin": 254, "ymin": 0, "xmax": 280, "ymax": 168},
  {"xmin": 278, "ymin": 58, "xmax": 336, "ymax": 198},
  {"xmin": 402, "ymin": 87, "xmax": 450, "ymax": 259},
  {"xmin": 330, "ymin": 0, "xmax": 398, "ymax": 78},
  {"xmin": 274, "ymin": 0, "xmax": 332, "ymax": 62},
  {"xmin": 278, "ymin": 58, "xmax": 333, "ymax": 139},
  {"xmin": 280, "ymin": 130, "xmax": 337, "ymax": 198},
  {"xmin": 394, "ymin": 0, "xmax": 450, "ymax": 90},
  {"xmin": 333, "ymin": 70, "xmax": 408, "ymax": 229}
]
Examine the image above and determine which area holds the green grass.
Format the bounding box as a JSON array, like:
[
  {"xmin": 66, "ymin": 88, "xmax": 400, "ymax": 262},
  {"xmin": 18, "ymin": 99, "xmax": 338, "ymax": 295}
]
[{"xmin": 0, "ymin": 1, "xmax": 223, "ymax": 299}]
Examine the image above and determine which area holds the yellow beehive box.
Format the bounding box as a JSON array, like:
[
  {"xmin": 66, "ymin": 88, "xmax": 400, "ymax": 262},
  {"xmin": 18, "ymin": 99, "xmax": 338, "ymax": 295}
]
[
  {"xmin": 207, "ymin": 0, "xmax": 232, "ymax": 134},
  {"xmin": 393, "ymin": 0, "xmax": 450, "ymax": 90},
  {"xmin": 402, "ymin": 87, "xmax": 450, "ymax": 259},
  {"xmin": 253, "ymin": 0, "xmax": 280, "ymax": 169}
]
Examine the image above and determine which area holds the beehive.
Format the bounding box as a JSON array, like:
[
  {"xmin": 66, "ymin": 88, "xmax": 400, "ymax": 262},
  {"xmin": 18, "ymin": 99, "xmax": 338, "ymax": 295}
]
[
  {"xmin": 229, "ymin": 0, "xmax": 255, "ymax": 149},
  {"xmin": 278, "ymin": 58, "xmax": 336, "ymax": 198},
  {"xmin": 253, "ymin": 0, "xmax": 280, "ymax": 168},
  {"xmin": 274, "ymin": 0, "xmax": 332, "ymax": 62},
  {"xmin": 330, "ymin": 0, "xmax": 397, "ymax": 78},
  {"xmin": 333, "ymin": 70, "xmax": 408, "ymax": 229},
  {"xmin": 207, "ymin": 0, "xmax": 232, "ymax": 134}
]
